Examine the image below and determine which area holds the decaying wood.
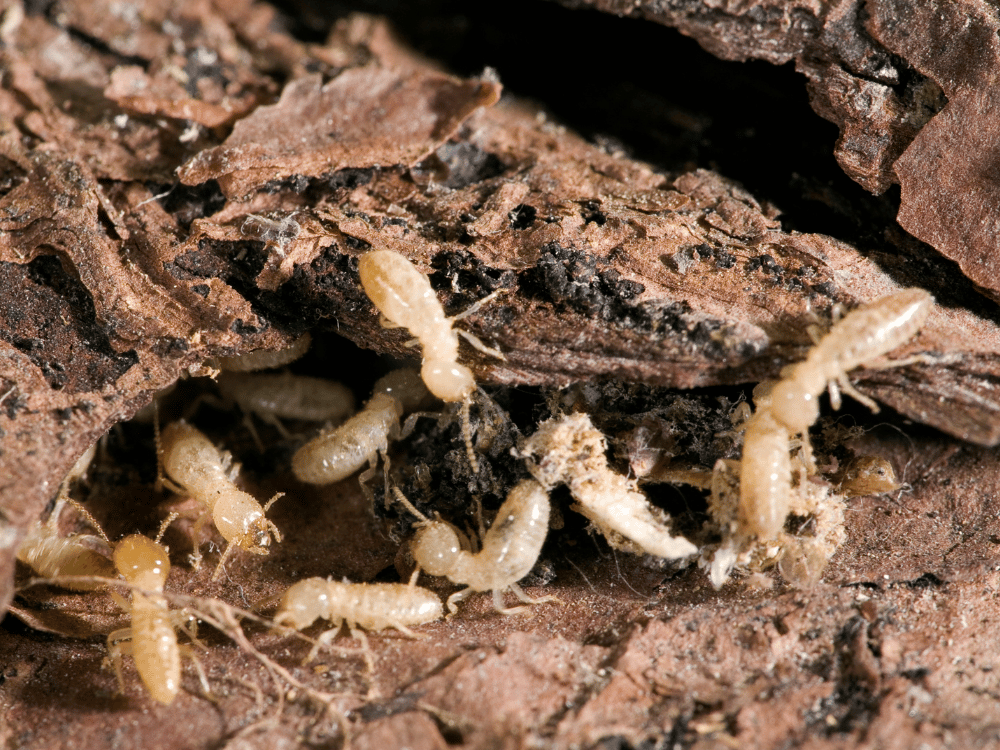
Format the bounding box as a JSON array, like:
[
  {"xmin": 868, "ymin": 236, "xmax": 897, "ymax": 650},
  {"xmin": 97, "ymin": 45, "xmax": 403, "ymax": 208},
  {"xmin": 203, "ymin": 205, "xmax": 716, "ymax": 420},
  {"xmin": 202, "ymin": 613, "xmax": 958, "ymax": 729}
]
[
  {"xmin": 3, "ymin": 0, "xmax": 1000, "ymax": 747},
  {"xmin": 564, "ymin": 0, "xmax": 1000, "ymax": 303}
]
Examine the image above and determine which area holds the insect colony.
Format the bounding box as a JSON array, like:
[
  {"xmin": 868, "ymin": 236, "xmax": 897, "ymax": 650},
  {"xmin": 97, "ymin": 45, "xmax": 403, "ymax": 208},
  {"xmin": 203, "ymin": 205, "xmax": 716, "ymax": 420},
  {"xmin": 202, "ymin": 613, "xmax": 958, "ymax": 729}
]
[{"xmin": 13, "ymin": 246, "xmax": 931, "ymax": 705}]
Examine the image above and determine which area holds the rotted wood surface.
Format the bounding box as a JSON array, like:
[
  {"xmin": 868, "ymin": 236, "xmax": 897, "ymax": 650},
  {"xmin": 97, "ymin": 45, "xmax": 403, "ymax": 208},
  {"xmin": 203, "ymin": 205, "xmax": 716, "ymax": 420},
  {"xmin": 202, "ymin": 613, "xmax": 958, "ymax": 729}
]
[
  {"xmin": 564, "ymin": 0, "xmax": 1000, "ymax": 304},
  {"xmin": 2, "ymin": 1, "xmax": 1000, "ymax": 748}
]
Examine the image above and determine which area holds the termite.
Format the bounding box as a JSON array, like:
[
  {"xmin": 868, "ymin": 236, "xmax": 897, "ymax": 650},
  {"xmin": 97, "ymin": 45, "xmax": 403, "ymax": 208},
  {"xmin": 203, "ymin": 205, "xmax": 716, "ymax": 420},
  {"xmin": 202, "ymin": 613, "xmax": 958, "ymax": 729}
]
[
  {"xmin": 836, "ymin": 455, "xmax": 901, "ymax": 497},
  {"xmin": 16, "ymin": 500, "xmax": 115, "ymax": 591},
  {"xmin": 215, "ymin": 370, "xmax": 355, "ymax": 434},
  {"xmin": 215, "ymin": 332, "xmax": 312, "ymax": 372},
  {"xmin": 393, "ymin": 480, "xmax": 555, "ymax": 615},
  {"xmin": 107, "ymin": 514, "xmax": 209, "ymax": 705},
  {"xmin": 16, "ymin": 444, "xmax": 117, "ymax": 590},
  {"xmin": 738, "ymin": 289, "xmax": 932, "ymax": 539},
  {"xmin": 766, "ymin": 288, "xmax": 933, "ymax": 466},
  {"xmin": 273, "ymin": 576, "xmax": 443, "ymax": 662},
  {"xmin": 358, "ymin": 248, "xmax": 505, "ymax": 471},
  {"xmin": 159, "ymin": 420, "xmax": 282, "ymax": 578},
  {"xmin": 737, "ymin": 407, "xmax": 793, "ymax": 541},
  {"xmin": 706, "ymin": 452, "xmax": 846, "ymax": 589},
  {"xmin": 291, "ymin": 368, "xmax": 428, "ymax": 489},
  {"xmin": 519, "ymin": 413, "xmax": 697, "ymax": 561}
]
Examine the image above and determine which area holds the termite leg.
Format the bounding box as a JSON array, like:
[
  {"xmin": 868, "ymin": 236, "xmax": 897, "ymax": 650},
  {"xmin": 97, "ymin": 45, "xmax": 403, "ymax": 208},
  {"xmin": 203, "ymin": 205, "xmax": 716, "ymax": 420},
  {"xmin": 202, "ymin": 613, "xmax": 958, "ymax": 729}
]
[
  {"xmin": 106, "ymin": 629, "xmax": 132, "ymax": 694},
  {"xmin": 174, "ymin": 609, "xmax": 208, "ymax": 650},
  {"xmin": 377, "ymin": 314, "xmax": 406, "ymax": 331},
  {"xmin": 358, "ymin": 457, "xmax": 381, "ymax": 505},
  {"xmin": 457, "ymin": 330, "xmax": 506, "ymax": 361},
  {"xmin": 188, "ymin": 512, "xmax": 214, "ymax": 570},
  {"xmin": 833, "ymin": 376, "xmax": 881, "ymax": 412},
  {"xmin": 255, "ymin": 411, "xmax": 293, "ymax": 440},
  {"xmin": 210, "ymin": 541, "xmax": 237, "ymax": 581},
  {"xmin": 445, "ymin": 587, "xmax": 473, "ymax": 616},
  {"xmin": 240, "ymin": 414, "xmax": 266, "ymax": 452},
  {"xmin": 491, "ymin": 589, "xmax": 531, "ymax": 617},
  {"xmin": 400, "ymin": 411, "xmax": 440, "ymax": 439},
  {"xmin": 307, "ymin": 622, "xmax": 352, "ymax": 665},
  {"xmin": 509, "ymin": 581, "xmax": 560, "ymax": 607},
  {"xmin": 176, "ymin": 644, "xmax": 214, "ymax": 703}
]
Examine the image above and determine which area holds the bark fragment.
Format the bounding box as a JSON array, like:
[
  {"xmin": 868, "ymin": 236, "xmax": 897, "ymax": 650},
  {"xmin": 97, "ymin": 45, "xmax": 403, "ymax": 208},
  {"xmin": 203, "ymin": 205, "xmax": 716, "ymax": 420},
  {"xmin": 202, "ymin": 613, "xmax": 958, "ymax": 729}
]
[{"xmin": 562, "ymin": 0, "xmax": 1000, "ymax": 301}]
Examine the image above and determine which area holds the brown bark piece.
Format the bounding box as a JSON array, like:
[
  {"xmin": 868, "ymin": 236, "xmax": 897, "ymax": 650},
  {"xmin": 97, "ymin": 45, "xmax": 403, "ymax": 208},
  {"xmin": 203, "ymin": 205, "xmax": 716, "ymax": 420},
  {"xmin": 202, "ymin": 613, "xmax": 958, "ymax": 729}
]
[
  {"xmin": 562, "ymin": 0, "xmax": 920, "ymax": 195},
  {"xmin": 177, "ymin": 67, "xmax": 503, "ymax": 199},
  {"xmin": 351, "ymin": 713, "xmax": 449, "ymax": 750},
  {"xmin": 561, "ymin": 0, "xmax": 1000, "ymax": 300},
  {"xmin": 103, "ymin": 63, "xmax": 267, "ymax": 129},
  {"xmin": 866, "ymin": 0, "xmax": 1000, "ymax": 303}
]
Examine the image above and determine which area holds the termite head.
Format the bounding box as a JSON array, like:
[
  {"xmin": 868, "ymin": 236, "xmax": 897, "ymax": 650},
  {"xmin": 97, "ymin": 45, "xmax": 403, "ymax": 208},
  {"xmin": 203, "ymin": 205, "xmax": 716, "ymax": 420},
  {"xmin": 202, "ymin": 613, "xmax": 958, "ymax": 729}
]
[
  {"xmin": 421, "ymin": 360, "xmax": 474, "ymax": 403},
  {"xmin": 766, "ymin": 377, "xmax": 818, "ymax": 436},
  {"xmin": 230, "ymin": 512, "xmax": 277, "ymax": 554},
  {"xmin": 837, "ymin": 455, "xmax": 901, "ymax": 497},
  {"xmin": 375, "ymin": 368, "xmax": 429, "ymax": 412},
  {"xmin": 217, "ymin": 492, "xmax": 283, "ymax": 555},
  {"xmin": 411, "ymin": 521, "xmax": 462, "ymax": 577},
  {"xmin": 273, "ymin": 577, "xmax": 328, "ymax": 631},
  {"xmin": 114, "ymin": 534, "xmax": 170, "ymax": 589}
]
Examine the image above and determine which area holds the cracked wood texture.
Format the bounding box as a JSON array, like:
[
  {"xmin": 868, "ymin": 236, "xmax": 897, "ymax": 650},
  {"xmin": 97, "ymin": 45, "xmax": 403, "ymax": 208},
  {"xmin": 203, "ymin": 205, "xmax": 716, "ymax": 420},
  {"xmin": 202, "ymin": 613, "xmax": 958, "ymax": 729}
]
[
  {"xmin": 563, "ymin": 0, "xmax": 1000, "ymax": 303},
  {"xmin": 2, "ymin": 0, "xmax": 1000, "ymax": 748}
]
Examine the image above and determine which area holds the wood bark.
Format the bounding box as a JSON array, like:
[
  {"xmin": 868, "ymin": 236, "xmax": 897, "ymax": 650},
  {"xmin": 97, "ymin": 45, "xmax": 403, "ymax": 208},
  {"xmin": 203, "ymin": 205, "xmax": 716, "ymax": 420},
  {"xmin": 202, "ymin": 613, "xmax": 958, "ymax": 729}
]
[{"xmin": 2, "ymin": 1, "xmax": 1000, "ymax": 748}]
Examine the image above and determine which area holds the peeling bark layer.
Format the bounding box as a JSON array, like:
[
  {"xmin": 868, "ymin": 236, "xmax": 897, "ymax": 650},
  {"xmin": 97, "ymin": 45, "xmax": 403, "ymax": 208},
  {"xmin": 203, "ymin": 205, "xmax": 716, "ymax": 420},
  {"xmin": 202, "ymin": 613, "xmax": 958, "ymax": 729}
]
[{"xmin": 564, "ymin": 0, "xmax": 1000, "ymax": 302}]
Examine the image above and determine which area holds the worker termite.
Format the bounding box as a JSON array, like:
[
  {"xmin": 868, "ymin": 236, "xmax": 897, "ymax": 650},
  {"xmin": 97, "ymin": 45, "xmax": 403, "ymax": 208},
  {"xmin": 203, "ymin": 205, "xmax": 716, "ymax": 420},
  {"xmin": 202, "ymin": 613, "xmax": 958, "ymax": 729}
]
[
  {"xmin": 107, "ymin": 515, "xmax": 210, "ymax": 705},
  {"xmin": 738, "ymin": 289, "xmax": 932, "ymax": 540},
  {"xmin": 215, "ymin": 371, "xmax": 355, "ymax": 435},
  {"xmin": 159, "ymin": 421, "xmax": 282, "ymax": 578},
  {"xmin": 766, "ymin": 288, "xmax": 933, "ymax": 468},
  {"xmin": 737, "ymin": 407, "xmax": 793, "ymax": 541},
  {"xmin": 704, "ymin": 453, "xmax": 846, "ymax": 589},
  {"xmin": 215, "ymin": 332, "xmax": 312, "ymax": 372},
  {"xmin": 519, "ymin": 413, "xmax": 697, "ymax": 561},
  {"xmin": 273, "ymin": 576, "xmax": 443, "ymax": 663},
  {"xmin": 291, "ymin": 368, "xmax": 428, "ymax": 490},
  {"xmin": 16, "ymin": 500, "xmax": 115, "ymax": 591},
  {"xmin": 393, "ymin": 480, "xmax": 555, "ymax": 614},
  {"xmin": 15, "ymin": 444, "xmax": 116, "ymax": 590},
  {"xmin": 358, "ymin": 248, "xmax": 505, "ymax": 471}
]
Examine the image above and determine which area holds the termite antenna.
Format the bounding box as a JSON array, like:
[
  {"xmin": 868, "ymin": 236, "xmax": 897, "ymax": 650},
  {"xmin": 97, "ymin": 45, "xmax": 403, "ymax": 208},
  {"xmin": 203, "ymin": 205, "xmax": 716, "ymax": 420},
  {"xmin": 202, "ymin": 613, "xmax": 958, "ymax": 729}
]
[
  {"xmin": 263, "ymin": 492, "xmax": 284, "ymax": 514},
  {"xmin": 390, "ymin": 486, "xmax": 430, "ymax": 525},
  {"xmin": 66, "ymin": 499, "xmax": 111, "ymax": 545},
  {"xmin": 154, "ymin": 512, "xmax": 180, "ymax": 545}
]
